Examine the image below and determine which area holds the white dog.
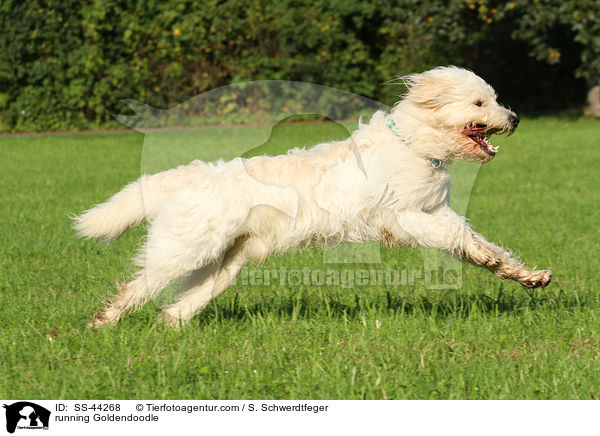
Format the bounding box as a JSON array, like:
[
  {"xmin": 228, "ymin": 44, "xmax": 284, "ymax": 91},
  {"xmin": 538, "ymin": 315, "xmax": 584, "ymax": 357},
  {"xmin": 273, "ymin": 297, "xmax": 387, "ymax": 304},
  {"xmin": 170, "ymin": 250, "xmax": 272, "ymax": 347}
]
[{"xmin": 75, "ymin": 66, "xmax": 552, "ymax": 328}]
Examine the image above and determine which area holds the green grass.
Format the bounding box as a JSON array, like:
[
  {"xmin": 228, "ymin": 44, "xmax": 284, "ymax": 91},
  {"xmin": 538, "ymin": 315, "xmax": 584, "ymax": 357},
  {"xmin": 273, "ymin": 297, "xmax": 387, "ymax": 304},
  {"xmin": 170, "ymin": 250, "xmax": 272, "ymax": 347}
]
[{"xmin": 1, "ymin": 116, "xmax": 599, "ymax": 399}]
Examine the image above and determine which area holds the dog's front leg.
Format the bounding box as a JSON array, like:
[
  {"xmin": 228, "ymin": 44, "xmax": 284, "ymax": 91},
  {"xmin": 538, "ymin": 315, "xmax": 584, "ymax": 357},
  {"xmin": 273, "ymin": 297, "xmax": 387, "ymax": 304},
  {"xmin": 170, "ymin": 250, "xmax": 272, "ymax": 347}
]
[
  {"xmin": 462, "ymin": 226, "xmax": 552, "ymax": 288},
  {"xmin": 376, "ymin": 208, "xmax": 552, "ymax": 288}
]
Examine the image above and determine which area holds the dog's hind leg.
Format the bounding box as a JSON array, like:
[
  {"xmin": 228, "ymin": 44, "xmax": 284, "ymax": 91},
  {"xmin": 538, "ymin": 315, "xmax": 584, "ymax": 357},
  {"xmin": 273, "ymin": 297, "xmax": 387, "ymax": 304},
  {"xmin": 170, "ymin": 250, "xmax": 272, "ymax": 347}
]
[
  {"xmin": 88, "ymin": 262, "xmax": 211, "ymax": 329},
  {"xmin": 89, "ymin": 261, "xmax": 218, "ymax": 329},
  {"xmin": 156, "ymin": 236, "xmax": 266, "ymax": 328},
  {"xmin": 88, "ymin": 232, "xmax": 237, "ymax": 329},
  {"xmin": 88, "ymin": 277, "xmax": 148, "ymax": 328}
]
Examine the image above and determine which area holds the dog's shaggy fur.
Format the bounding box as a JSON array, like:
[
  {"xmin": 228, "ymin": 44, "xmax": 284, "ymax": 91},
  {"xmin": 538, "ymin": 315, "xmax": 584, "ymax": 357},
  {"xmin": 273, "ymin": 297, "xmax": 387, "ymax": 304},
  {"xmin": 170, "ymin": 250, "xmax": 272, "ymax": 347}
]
[{"xmin": 75, "ymin": 66, "xmax": 552, "ymax": 328}]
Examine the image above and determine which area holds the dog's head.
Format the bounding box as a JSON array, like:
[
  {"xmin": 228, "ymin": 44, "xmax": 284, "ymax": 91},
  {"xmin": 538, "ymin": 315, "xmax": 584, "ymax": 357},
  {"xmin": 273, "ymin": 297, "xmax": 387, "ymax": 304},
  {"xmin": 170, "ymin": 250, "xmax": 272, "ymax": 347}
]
[{"xmin": 396, "ymin": 66, "xmax": 518, "ymax": 163}]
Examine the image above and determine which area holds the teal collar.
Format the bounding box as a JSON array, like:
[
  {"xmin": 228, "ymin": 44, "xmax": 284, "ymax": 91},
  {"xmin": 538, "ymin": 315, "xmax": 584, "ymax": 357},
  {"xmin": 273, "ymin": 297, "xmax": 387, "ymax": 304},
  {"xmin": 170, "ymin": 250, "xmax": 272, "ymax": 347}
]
[{"xmin": 386, "ymin": 115, "xmax": 444, "ymax": 169}]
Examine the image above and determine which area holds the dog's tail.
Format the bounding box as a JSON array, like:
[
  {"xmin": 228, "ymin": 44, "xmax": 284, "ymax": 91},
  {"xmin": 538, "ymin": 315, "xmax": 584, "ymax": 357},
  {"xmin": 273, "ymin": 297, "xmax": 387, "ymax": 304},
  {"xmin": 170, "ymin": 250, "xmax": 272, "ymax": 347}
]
[
  {"xmin": 73, "ymin": 177, "xmax": 150, "ymax": 241},
  {"xmin": 74, "ymin": 163, "xmax": 207, "ymax": 240}
]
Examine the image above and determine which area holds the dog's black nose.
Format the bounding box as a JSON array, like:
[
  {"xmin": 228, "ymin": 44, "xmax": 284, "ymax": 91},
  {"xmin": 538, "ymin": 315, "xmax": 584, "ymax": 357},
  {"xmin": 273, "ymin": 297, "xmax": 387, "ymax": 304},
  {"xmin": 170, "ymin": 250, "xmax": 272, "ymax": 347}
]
[{"xmin": 509, "ymin": 114, "xmax": 519, "ymax": 128}]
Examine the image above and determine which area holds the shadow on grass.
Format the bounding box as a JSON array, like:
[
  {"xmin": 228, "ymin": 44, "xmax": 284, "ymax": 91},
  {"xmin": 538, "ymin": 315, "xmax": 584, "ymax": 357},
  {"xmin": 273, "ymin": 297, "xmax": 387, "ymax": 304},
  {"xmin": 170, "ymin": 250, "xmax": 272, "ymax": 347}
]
[{"xmin": 190, "ymin": 285, "xmax": 583, "ymax": 325}]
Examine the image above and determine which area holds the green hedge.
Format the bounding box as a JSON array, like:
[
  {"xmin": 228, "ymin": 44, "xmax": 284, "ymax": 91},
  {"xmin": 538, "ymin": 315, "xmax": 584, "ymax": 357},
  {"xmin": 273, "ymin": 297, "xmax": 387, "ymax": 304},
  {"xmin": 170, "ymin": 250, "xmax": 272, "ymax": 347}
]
[{"xmin": 0, "ymin": 0, "xmax": 598, "ymax": 132}]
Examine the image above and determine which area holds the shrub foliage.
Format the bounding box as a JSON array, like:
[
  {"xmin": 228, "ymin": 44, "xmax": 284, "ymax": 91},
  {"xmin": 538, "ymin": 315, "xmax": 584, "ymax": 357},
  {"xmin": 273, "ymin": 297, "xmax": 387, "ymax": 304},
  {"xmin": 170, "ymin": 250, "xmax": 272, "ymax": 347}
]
[{"xmin": 0, "ymin": 0, "xmax": 598, "ymax": 132}]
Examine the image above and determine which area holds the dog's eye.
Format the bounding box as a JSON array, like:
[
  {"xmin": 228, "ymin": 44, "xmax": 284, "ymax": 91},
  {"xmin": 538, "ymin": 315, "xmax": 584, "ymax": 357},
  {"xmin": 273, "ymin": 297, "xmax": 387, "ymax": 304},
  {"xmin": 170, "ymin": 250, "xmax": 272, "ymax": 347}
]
[{"xmin": 474, "ymin": 101, "xmax": 483, "ymax": 107}]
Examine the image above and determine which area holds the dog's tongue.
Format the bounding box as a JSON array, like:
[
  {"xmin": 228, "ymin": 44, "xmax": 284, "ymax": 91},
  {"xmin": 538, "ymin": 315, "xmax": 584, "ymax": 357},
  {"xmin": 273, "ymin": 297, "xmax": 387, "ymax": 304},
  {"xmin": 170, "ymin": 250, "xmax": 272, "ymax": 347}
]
[{"xmin": 461, "ymin": 127, "xmax": 484, "ymax": 135}]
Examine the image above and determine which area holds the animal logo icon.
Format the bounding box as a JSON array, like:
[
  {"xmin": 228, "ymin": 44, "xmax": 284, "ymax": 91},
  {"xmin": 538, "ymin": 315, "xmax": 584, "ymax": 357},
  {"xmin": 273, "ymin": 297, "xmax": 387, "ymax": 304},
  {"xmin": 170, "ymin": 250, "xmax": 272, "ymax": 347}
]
[{"xmin": 3, "ymin": 402, "xmax": 50, "ymax": 434}]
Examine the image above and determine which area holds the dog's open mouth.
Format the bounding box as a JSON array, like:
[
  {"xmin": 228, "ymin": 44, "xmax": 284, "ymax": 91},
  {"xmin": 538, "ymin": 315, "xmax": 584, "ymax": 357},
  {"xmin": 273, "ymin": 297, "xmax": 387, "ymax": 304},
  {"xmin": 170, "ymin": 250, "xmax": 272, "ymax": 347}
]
[{"xmin": 461, "ymin": 124, "xmax": 499, "ymax": 156}]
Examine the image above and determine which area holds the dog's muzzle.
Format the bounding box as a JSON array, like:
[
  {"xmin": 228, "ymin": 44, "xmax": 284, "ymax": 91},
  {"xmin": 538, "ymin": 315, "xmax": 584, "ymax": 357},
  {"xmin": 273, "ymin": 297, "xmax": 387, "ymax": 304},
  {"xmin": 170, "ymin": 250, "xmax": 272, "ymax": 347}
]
[{"xmin": 461, "ymin": 124, "xmax": 499, "ymax": 156}]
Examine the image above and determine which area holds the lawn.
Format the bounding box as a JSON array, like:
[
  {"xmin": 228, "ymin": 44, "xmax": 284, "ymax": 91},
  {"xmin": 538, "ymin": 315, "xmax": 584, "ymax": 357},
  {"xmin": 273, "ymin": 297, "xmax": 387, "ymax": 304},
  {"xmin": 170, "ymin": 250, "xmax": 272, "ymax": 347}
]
[{"xmin": 1, "ymin": 116, "xmax": 599, "ymax": 399}]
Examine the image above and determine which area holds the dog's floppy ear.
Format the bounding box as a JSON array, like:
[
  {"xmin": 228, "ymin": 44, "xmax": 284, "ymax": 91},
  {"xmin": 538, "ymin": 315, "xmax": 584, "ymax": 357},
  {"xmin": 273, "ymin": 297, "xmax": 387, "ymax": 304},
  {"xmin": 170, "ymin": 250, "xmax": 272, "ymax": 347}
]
[{"xmin": 402, "ymin": 72, "xmax": 448, "ymax": 110}]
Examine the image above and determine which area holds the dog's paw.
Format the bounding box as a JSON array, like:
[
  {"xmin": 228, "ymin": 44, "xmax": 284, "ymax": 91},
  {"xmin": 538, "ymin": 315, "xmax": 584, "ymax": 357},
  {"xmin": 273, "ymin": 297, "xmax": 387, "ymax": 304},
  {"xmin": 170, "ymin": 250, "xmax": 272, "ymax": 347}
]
[
  {"xmin": 156, "ymin": 311, "xmax": 185, "ymax": 329},
  {"xmin": 519, "ymin": 269, "xmax": 553, "ymax": 289},
  {"xmin": 87, "ymin": 312, "xmax": 111, "ymax": 329}
]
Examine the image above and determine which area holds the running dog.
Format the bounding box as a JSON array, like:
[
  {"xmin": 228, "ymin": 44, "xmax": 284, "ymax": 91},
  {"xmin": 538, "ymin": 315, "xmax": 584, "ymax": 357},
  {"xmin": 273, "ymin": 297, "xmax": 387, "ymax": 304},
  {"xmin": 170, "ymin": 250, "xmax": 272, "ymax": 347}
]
[{"xmin": 74, "ymin": 66, "xmax": 552, "ymax": 328}]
